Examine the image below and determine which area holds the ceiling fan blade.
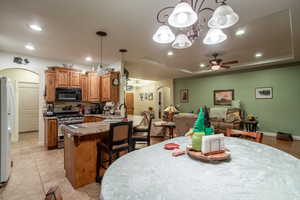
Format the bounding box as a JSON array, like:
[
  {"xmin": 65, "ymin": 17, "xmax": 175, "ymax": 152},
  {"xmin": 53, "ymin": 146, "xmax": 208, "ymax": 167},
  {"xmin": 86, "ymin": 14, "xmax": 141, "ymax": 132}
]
[
  {"xmin": 221, "ymin": 65, "xmax": 231, "ymax": 69},
  {"xmin": 223, "ymin": 60, "xmax": 238, "ymax": 65}
]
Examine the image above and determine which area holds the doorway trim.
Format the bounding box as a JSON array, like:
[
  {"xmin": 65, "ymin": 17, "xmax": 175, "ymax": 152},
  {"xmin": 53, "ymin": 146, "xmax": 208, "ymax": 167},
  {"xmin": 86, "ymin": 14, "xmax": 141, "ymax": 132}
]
[{"xmin": 0, "ymin": 67, "xmax": 40, "ymax": 142}]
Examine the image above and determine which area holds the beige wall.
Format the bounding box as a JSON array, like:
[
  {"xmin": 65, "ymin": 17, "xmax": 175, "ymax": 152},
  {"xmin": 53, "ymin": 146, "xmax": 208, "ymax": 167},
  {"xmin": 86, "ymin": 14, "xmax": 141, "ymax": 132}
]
[
  {"xmin": 0, "ymin": 68, "xmax": 40, "ymax": 142},
  {"xmin": 130, "ymin": 79, "xmax": 174, "ymax": 118},
  {"xmin": 0, "ymin": 51, "xmax": 93, "ymax": 144}
]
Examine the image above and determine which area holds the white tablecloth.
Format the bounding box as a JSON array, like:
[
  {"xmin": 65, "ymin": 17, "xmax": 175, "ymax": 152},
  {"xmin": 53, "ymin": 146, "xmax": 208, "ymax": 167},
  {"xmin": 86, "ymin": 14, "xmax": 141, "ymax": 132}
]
[{"xmin": 100, "ymin": 137, "xmax": 300, "ymax": 200}]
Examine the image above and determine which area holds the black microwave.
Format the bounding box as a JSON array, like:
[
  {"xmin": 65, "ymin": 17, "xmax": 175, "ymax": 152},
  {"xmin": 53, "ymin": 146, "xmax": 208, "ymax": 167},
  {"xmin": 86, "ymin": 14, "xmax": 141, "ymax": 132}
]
[{"xmin": 55, "ymin": 88, "xmax": 82, "ymax": 102}]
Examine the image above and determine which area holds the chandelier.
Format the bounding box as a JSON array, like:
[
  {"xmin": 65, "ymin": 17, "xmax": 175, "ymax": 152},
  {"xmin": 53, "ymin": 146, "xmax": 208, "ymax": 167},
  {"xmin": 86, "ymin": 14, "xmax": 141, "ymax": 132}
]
[{"xmin": 152, "ymin": 0, "xmax": 239, "ymax": 49}]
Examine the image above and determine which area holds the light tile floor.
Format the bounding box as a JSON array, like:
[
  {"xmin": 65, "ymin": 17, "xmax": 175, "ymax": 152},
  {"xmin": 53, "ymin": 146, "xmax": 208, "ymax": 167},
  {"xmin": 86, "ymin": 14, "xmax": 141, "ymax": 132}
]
[
  {"xmin": 0, "ymin": 132, "xmax": 100, "ymax": 200},
  {"xmin": 1, "ymin": 132, "xmax": 299, "ymax": 200}
]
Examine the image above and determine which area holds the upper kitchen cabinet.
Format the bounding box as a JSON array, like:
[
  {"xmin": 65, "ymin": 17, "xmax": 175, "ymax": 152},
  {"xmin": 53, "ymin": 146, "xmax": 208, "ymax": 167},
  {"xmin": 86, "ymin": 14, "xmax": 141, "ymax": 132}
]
[
  {"xmin": 70, "ymin": 71, "xmax": 81, "ymax": 88},
  {"xmin": 47, "ymin": 67, "xmax": 81, "ymax": 88},
  {"xmin": 101, "ymin": 72, "xmax": 120, "ymax": 103},
  {"xmin": 45, "ymin": 67, "xmax": 83, "ymax": 102},
  {"xmin": 87, "ymin": 72, "xmax": 100, "ymax": 102},
  {"xmin": 56, "ymin": 68, "xmax": 70, "ymax": 88},
  {"xmin": 80, "ymin": 74, "xmax": 88, "ymax": 102},
  {"xmin": 45, "ymin": 71, "xmax": 56, "ymax": 102}
]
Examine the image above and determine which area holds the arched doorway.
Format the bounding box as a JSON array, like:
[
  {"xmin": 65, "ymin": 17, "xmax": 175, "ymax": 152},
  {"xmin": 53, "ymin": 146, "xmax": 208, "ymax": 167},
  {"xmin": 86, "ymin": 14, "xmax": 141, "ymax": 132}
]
[{"xmin": 0, "ymin": 68, "xmax": 40, "ymax": 142}]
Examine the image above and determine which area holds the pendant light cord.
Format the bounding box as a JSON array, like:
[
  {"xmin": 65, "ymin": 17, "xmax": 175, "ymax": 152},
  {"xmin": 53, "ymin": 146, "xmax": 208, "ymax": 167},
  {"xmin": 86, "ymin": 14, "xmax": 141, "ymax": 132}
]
[
  {"xmin": 97, "ymin": 35, "xmax": 104, "ymax": 69},
  {"xmin": 100, "ymin": 36, "xmax": 103, "ymax": 68}
]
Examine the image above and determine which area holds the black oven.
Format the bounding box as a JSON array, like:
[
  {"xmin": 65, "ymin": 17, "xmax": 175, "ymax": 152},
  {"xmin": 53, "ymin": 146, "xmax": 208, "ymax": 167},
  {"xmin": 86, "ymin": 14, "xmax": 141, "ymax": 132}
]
[{"xmin": 55, "ymin": 88, "xmax": 82, "ymax": 102}]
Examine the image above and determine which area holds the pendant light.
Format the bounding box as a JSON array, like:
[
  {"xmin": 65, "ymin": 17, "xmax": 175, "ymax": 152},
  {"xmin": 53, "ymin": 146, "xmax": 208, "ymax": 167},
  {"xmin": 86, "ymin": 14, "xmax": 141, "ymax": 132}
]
[
  {"xmin": 172, "ymin": 34, "xmax": 192, "ymax": 49},
  {"xmin": 168, "ymin": 2, "xmax": 198, "ymax": 28},
  {"xmin": 203, "ymin": 28, "xmax": 227, "ymax": 45},
  {"xmin": 208, "ymin": 4, "xmax": 239, "ymax": 29},
  {"xmin": 152, "ymin": 25, "xmax": 175, "ymax": 44},
  {"xmin": 96, "ymin": 31, "xmax": 107, "ymax": 74}
]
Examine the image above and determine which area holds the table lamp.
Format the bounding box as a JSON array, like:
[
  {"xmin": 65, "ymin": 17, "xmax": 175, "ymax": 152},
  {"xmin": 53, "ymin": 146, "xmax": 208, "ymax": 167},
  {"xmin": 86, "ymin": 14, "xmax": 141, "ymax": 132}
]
[{"xmin": 164, "ymin": 105, "xmax": 178, "ymax": 121}]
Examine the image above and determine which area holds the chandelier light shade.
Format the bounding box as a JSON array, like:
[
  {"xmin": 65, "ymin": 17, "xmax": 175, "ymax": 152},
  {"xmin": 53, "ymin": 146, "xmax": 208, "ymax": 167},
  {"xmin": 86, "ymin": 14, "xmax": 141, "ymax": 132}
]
[
  {"xmin": 208, "ymin": 5, "xmax": 239, "ymax": 29},
  {"xmin": 172, "ymin": 34, "xmax": 192, "ymax": 49},
  {"xmin": 203, "ymin": 28, "xmax": 227, "ymax": 45},
  {"xmin": 152, "ymin": 25, "xmax": 175, "ymax": 44},
  {"xmin": 168, "ymin": 2, "xmax": 198, "ymax": 28}
]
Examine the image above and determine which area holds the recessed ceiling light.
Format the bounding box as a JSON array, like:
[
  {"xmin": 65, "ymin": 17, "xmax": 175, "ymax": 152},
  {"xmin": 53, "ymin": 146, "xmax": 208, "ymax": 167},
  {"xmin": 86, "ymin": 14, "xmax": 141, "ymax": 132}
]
[
  {"xmin": 167, "ymin": 51, "xmax": 173, "ymax": 56},
  {"xmin": 25, "ymin": 43, "xmax": 35, "ymax": 51},
  {"xmin": 200, "ymin": 63, "xmax": 206, "ymax": 68},
  {"xmin": 235, "ymin": 29, "xmax": 245, "ymax": 36},
  {"xmin": 255, "ymin": 52, "xmax": 263, "ymax": 58},
  {"xmin": 85, "ymin": 57, "xmax": 92, "ymax": 62},
  {"xmin": 29, "ymin": 24, "xmax": 43, "ymax": 32}
]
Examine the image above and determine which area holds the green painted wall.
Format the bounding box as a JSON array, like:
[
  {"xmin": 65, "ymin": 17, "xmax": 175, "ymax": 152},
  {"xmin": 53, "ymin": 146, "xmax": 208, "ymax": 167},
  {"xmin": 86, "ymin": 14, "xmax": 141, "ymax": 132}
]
[{"xmin": 174, "ymin": 64, "xmax": 300, "ymax": 136}]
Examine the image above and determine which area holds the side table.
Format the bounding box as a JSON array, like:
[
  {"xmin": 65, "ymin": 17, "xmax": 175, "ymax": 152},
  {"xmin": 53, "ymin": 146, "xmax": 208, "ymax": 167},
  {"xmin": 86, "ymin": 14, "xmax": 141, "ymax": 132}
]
[
  {"xmin": 153, "ymin": 121, "xmax": 176, "ymax": 139},
  {"xmin": 242, "ymin": 120, "xmax": 258, "ymax": 132}
]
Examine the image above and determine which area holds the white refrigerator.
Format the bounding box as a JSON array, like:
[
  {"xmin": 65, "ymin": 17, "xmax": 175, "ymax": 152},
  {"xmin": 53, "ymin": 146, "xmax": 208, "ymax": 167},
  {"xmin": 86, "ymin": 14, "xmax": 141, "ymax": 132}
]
[{"xmin": 0, "ymin": 77, "xmax": 15, "ymax": 183}]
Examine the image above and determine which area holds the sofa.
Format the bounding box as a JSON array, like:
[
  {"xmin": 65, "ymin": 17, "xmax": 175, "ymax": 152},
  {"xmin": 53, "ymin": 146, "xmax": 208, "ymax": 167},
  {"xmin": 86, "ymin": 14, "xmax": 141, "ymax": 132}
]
[
  {"xmin": 172, "ymin": 108, "xmax": 242, "ymax": 136},
  {"xmin": 173, "ymin": 113, "xmax": 198, "ymax": 137},
  {"xmin": 210, "ymin": 108, "xmax": 242, "ymax": 134}
]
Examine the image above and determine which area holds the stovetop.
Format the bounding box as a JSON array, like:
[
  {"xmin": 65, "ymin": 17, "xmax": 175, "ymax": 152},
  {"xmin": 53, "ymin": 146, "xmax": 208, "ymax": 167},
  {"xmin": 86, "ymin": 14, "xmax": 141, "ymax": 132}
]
[{"xmin": 55, "ymin": 112, "xmax": 83, "ymax": 119}]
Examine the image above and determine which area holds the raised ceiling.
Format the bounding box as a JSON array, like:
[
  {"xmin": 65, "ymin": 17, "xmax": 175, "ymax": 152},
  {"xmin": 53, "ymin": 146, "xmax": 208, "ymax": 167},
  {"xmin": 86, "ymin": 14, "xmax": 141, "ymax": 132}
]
[{"xmin": 0, "ymin": 0, "xmax": 299, "ymax": 80}]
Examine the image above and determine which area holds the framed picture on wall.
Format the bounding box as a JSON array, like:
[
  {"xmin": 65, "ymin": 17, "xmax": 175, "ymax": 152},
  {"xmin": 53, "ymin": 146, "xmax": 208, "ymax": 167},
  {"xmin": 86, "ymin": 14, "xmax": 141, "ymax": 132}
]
[
  {"xmin": 139, "ymin": 93, "xmax": 144, "ymax": 101},
  {"xmin": 180, "ymin": 89, "xmax": 189, "ymax": 103},
  {"xmin": 255, "ymin": 87, "xmax": 273, "ymax": 99},
  {"xmin": 214, "ymin": 89, "xmax": 234, "ymax": 105},
  {"xmin": 148, "ymin": 93, "xmax": 153, "ymax": 101}
]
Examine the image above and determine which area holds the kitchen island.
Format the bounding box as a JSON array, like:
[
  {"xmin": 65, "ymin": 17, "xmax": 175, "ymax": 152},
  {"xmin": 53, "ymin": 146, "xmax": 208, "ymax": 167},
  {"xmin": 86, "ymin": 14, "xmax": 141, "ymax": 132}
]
[{"xmin": 62, "ymin": 115, "xmax": 143, "ymax": 188}]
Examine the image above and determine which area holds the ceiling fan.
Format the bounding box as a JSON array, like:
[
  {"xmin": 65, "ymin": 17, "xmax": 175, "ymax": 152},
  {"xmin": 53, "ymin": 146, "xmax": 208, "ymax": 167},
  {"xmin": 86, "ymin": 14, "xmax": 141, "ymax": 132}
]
[{"xmin": 203, "ymin": 53, "xmax": 239, "ymax": 71}]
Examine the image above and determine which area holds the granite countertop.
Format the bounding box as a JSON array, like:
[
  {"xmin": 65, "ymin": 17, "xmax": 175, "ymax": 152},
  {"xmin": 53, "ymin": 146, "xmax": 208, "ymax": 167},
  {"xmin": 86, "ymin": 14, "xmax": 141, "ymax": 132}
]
[
  {"xmin": 43, "ymin": 114, "xmax": 123, "ymax": 120},
  {"xmin": 62, "ymin": 115, "xmax": 143, "ymax": 137},
  {"xmin": 83, "ymin": 114, "xmax": 123, "ymax": 119},
  {"xmin": 43, "ymin": 116, "xmax": 58, "ymax": 120}
]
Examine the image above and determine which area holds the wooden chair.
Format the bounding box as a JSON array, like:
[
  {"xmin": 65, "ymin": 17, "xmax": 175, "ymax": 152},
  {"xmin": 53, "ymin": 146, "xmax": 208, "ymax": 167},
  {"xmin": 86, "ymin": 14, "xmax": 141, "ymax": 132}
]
[
  {"xmin": 96, "ymin": 121, "xmax": 133, "ymax": 182},
  {"xmin": 132, "ymin": 112, "xmax": 153, "ymax": 150},
  {"xmin": 226, "ymin": 128, "xmax": 263, "ymax": 143}
]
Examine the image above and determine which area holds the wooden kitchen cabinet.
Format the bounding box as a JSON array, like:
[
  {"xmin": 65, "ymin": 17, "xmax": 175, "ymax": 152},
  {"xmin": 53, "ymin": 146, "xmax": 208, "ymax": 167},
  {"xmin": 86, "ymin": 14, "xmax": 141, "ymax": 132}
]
[
  {"xmin": 70, "ymin": 71, "xmax": 80, "ymax": 88},
  {"xmin": 101, "ymin": 72, "xmax": 119, "ymax": 103},
  {"xmin": 44, "ymin": 119, "xmax": 58, "ymax": 150},
  {"xmin": 64, "ymin": 131, "xmax": 101, "ymax": 188},
  {"xmin": 80, "ymin": 75, "xmax": 88, "ymax": 102},
  {"xmin": 84, "ymin": 116, "xmax": 105, "ymax": 123},
  {"xmin": 87, "ymin": 72, "xmax": 100, "ymax": 102},
  {"xmin": 45, "ymin": 67, "xmax": 106, "ymax": 103},
  {"xmin": 56, "ymin": 69, "xmax": 70, "ymax": 88},
  {"xmin": 45, "ymin": 71, "xmax": 56, "ymax": 102}
]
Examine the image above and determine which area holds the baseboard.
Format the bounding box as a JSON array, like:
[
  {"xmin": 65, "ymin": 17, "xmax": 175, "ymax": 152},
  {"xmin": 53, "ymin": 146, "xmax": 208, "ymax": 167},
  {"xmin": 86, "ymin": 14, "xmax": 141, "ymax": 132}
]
[{"xmin": 261, "ymin": 131, "xmax": 300, "ymax": 140}]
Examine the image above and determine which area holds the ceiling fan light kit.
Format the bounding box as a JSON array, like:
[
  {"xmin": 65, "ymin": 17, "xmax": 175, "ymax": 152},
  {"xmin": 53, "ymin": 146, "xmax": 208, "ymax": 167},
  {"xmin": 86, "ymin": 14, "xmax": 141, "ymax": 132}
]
[
  {"xmin": 172, "ymin": 34, "xmax": 192, "ymax": 49},
  {"xmin": 152, "ymin": 25, "xmax": 175, "ymax": 44},
  {"xmin": 211, "ymin": 65, "xmax": 221, "ymax": 71},
  {"xmin": 153, "ymin": 0, "xmax": 239, "ymax": 49},
  {"xmin": 168, "ymin": 2, "xmax": 198, "ymax": 28}
]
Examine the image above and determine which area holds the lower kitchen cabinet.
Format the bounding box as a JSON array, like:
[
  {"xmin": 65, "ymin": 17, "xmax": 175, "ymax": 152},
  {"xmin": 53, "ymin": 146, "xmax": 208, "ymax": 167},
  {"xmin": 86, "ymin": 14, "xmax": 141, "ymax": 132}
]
[
  {"xmin": 44, "ymin": 119, "xmax": 58, "ymax": 149},
  {"xmin": 64, "ymin": 131, "xmax": 101, "ymax": 188},
  {"xmin": 84, "ymin": 116, "xmax": 105, "ymax": 123}
]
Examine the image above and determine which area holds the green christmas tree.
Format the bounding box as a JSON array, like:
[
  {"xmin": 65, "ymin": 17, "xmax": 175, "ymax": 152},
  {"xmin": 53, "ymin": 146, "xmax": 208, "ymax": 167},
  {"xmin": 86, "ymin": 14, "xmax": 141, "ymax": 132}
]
[{"xmin": 193, "ymin": 108, "xmax": 204, "ymax": 132}]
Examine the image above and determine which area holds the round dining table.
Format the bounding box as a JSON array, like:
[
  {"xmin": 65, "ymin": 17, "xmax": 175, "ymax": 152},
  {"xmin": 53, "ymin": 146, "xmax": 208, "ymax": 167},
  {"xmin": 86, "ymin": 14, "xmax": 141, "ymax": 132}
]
[{"xmin": 100, "ymin": 136, "xmax": 300, "ymax": 200}]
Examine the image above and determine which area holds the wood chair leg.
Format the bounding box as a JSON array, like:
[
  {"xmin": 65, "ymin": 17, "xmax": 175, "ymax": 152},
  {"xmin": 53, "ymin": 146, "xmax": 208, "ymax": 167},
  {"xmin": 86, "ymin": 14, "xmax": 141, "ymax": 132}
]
[
  {"xmin": 147, "ymin": 135, "xmax": 151, "ymax": 146},
  {"xmin": 133, "ymin": 140, "xmax": 136, "ymax": 150},
  {"xmin": 96, "ymin": 144, "xmax": 102, "ymax": 183},
  {"xmin": 108, "ymin": 153, "xmax": 113, "ymax": 165}
]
